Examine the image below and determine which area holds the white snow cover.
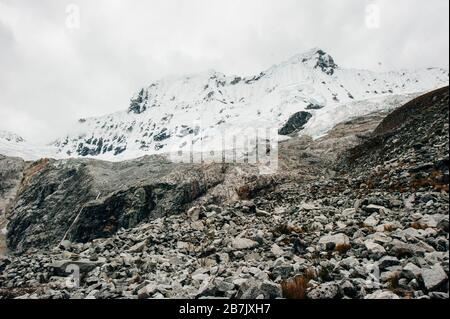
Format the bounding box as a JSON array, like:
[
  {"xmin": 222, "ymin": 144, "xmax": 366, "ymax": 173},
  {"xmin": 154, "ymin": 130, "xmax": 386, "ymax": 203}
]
[
  {"xmin": 1, "ymin": 48, "xmax": 449, "ymax": 161},
  {"xmin": 0, "ymin": 131, "xmax": 58, "ymax": 160},
  {"xmin": 0, "ymin": 130, "xmax": 25, "ymax": 144}
]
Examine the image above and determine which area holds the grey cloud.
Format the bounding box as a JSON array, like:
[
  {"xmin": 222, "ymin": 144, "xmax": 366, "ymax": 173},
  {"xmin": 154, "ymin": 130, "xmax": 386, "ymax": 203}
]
[{"xmin": 0, "ymin": 0, "xmax": 448, "ymax": 143}]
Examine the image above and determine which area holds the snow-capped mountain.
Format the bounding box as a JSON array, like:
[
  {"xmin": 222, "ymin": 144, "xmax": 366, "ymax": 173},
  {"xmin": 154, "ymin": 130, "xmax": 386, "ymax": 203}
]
[
  {"xmin": 51, "ymin": 48, "xmax": 448, "ymax": 161},
  {"xmin": 0, "ymin": 130, "xmax": 57, "ymax": 160},
  {"xmin": 1, "ymin": 48, "xmax": 448, "ymax": 162},
  {"xmin": 0, "ymin": 131, "xmax": 25, "ymax": 144}
]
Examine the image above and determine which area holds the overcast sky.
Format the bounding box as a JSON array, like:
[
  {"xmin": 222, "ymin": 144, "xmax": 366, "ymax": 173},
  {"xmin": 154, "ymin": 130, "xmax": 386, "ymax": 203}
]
[{"xmin": 0, "ymin": 0, "xmax": 449, "ymax": 143}]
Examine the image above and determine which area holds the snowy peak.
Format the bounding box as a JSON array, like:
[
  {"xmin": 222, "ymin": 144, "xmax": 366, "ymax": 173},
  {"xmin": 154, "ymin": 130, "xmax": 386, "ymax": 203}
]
[
  {"xmin": 0, "ymin": 130, "xmax": 25, "ymax": 143},
  {"xmin": 50, "ymin": 47, "xmax": 449, "ymax": 161},
  {"xmin": 2, "ymin": 48, "xmax": 448, "ymax": 162},
  {"xmin": 289, "ymin": 48, "xmax": 338, "ymax": 75}
]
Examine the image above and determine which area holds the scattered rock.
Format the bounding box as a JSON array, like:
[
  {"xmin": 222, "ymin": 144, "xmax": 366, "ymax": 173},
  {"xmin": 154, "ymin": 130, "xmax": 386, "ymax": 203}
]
[
  {"xmin": 307, "ymin": 283, "xmax": 339, "ymax": 299},
  {"xmin": 318, "ymin": 234, "xmax": 350, "ymax": 251},
  {"xmin": 422, "ymin": 265, "xmax": 448, "ymax": 292},
  {"xmin": 232, "ymin": 238, "xmax": 259, "ymax": 250},
  {"xmin": 365, "ymin": 290, "xmax": 400, "ymax": 299}
]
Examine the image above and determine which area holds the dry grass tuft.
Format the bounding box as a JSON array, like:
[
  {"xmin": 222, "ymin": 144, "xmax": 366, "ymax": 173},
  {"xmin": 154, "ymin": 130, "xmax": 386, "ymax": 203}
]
[
  {"xmin": 335, "ymin": 243, "xmax": 352, "ymax": 254},
  {"xmin": 236, "ymin": 185, "xmax": 252, "ymax": 200},
  {"xmin": 384, "ymin": 224, "xmax": 397, "ymax": 232},
  {"xmin": 273, "ymin": 223, "xmax": 303, "ymax": 236},
  {"xmin": 387, "ymin": 272, "xmax": 401, "ymax": 290},
  {"xmin": 281, "ymin": 273, "xmax": 315, "ymax": 299},
  {"xmin": 410, "ymin": 171, "xmax": 449, "ymax": 192},
  {"xmin": 410, "ymin": 222, "xmax": 428, "ymax": 230}
]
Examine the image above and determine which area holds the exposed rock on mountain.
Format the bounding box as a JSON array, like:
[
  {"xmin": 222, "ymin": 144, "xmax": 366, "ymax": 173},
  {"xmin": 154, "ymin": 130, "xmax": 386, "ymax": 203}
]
[
  {"xmin": 0, "ymin": 156, "xmax": 27, "ymax": 256},
  {"xmin": 6, "ymin": 156, "xmax": 242, "ymax": 252},
  {"xmin": 278, "ymin": 111, "xmax": 312, "ymax": 136}
]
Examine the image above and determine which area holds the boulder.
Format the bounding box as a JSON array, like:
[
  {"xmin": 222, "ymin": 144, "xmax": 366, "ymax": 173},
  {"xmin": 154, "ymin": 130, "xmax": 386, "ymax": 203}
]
[
  {"xmin": 365, "ymin": 290, "xmax": 400, "ymax": 299},
  {"xmin": 318, "ymin": 233, "xmax": 350, "ymax": 250},
  {"xmin": 232, "ymin": 238, "xmax": 259, "ymax": 250},
  {"xmin": 307, "ymin": 283, "xmax": 339, "ymax": 299},
  {"xmin": 422, "ymin": 265, "xmax": 448, "ymax": 292},
  {"xmin": 364, "ymin": 240, "xmax": 386, "ymax": 255}
]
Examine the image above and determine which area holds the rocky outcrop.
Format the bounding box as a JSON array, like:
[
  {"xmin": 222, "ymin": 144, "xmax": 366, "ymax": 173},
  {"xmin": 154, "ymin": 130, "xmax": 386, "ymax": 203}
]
[
  {"xmin": 278, "ymin": 111, "xmax": 312, "ymax": 136},
  {"xmin": 0, "ymin": 155, "xmax": 27, "ymax": 256},
  {"xmin": 0, "ymin": 156, "xmax": 26, "ymax": 216},
  {"xmin": 6, "ymin": 156, "xmax": 232, "ymax": 253}
]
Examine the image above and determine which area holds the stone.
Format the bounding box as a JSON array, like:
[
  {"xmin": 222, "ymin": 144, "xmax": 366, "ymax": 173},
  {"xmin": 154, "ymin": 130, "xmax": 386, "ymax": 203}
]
[
  {"xmin": 402, "ymin": 263, "xmax": 423, "ymax": 280},
  {"xmin": 340, "ymin": 256, "xmax": 359, "ymax": 270},
  {"xmin": 236, "ymin": 280, "xmax": 261, "ymax": 299},
  {"xmin": 380, "ymin": 270, "xmax": 401, "ymax": 283},
  {"xmin": 187, "ymin": 206, "xmax": 202, "ymax": 221},
  {"xmin": 192, "ymin": 273, "xmax": 210, "ymax": 282},
  {"xmin": 59, "ymin": 240, "xmax": 72, "ymax": 250},
  {"xmin": 259, "ymin": 281, "xmax": 282, "ymax": 299},
  {"xmin": 307, "ymin": 283, "xmax": 339, "ymax": 299},
  {"xmin": 429, "ymin": 292, "xmax": 449, "ymax": 299},
  {"xmin": 240, "ymin": 200, "xmax": 256, "ymax": 214},
  {"xmin": 364, "ymin": 205, "xmax": 388, "ymax": 214},
  {"xmin": 300, "ymin": 203, "xmax": 320, "ymax": 211},
  {"xmin": 137, "ymin": 283, "xmax": 158, "ymax": 299},
  {"xmin": 367, "ymin": 232, "xmax": 392, "ymax": 244},
  {"xmin": 437, "ymin": 218, "xmax": 449, "ymax": 232},
  {"xmin": 364, "ymin": 240, "xmax": 386, "ymax": 254},
  {"xmin": 272, "ymin": 265, "xmax": 294, "ymax": 280},
  {"xmin": 215, "ymin": 279, "xmax": 235, "ymax": 293},
  {"xmin": 191, "ymin": 221, "xmax": 205, "ymax": 231},
  {"xmin": 340, "ymin": 280, "xmax": 357, "ymax": 298},
  {"xmin": 378, "ymin": 256, "xmax": 400, "ymax": 270},
  {"xmin": 365, "ymin": 290, "xmax": 400, "ymax": 299},
  {"xmin": 1, "ymin": 87, "xmax": 449, "ymax": 300},
  {"xmin": 390, "ymin": 239, "xmax": 425, "ymax": 258},
  {"xmin": 318, "ymin": 233, "xmax": 350, "ymax": 250},
  {"xmin": 422, "ymin": 265, "xmax": 448, "ymax": 292},
  {"xmin": 314, "ymin": 214, "xmax": 328, "ymax": 223},
  {"xmin": 310, "ymin": 221, "xmax": 324, "ymax": 231},
  {"xmin": 342, "ymin": 208, "xmax": 356, "ymax": 217},
  {"xmin": 232, "ymin": 238, "xmax": 259, "ymax": 250},
  {"xmin": 363, "ymin": 215, "xmax": 379, "ymax": 227},
  {"xmin": 420, "ymin": 214, "xmax": 447, "ymax": 228},
  {"xmin": 270, "ymin": 244, "xmax": 284, "ymax": 257},
  {"xmin": 128, "ymin": 240, "xmax": 147, "ymax": 253},
  {"xmin": 177, "ymin": 241, "xmax": 190, "ymax": 250}
]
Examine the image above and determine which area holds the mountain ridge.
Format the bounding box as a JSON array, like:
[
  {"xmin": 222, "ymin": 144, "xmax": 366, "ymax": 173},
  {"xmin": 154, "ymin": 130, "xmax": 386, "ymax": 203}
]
[{"xmin": 1, "ymin": 48, "xmax": 449, "ymax": 161}]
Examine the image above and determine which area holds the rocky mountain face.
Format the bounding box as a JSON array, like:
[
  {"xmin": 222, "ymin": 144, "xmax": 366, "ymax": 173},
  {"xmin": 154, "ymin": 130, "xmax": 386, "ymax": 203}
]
[
  {"xmin": 49, "ymin": 48, "xmax": 448, "ymax": 161},
  {"xmin": 6, "ymin": 156, "xmax": 267, "ymax": 253},
  {"xmin": 0, "ymin": 87, "xmax": 448, "ymax": 299},
  {"xmin": 0, "ymin": 156, "xmax": 27, "ymax": 257}
]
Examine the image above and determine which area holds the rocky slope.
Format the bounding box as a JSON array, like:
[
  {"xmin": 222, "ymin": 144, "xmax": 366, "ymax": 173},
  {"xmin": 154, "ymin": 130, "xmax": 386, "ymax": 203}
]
[
  {"xmin": 6, "ymin": 156, "xmax": 271, "ymax": 253},
  {"xmin": 0, "ymin": 156, "xmax": 27, "ymax": 257},
  {"xmin": 0, "ymin": 87, "xmax": 448, "ymax": 299}
]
